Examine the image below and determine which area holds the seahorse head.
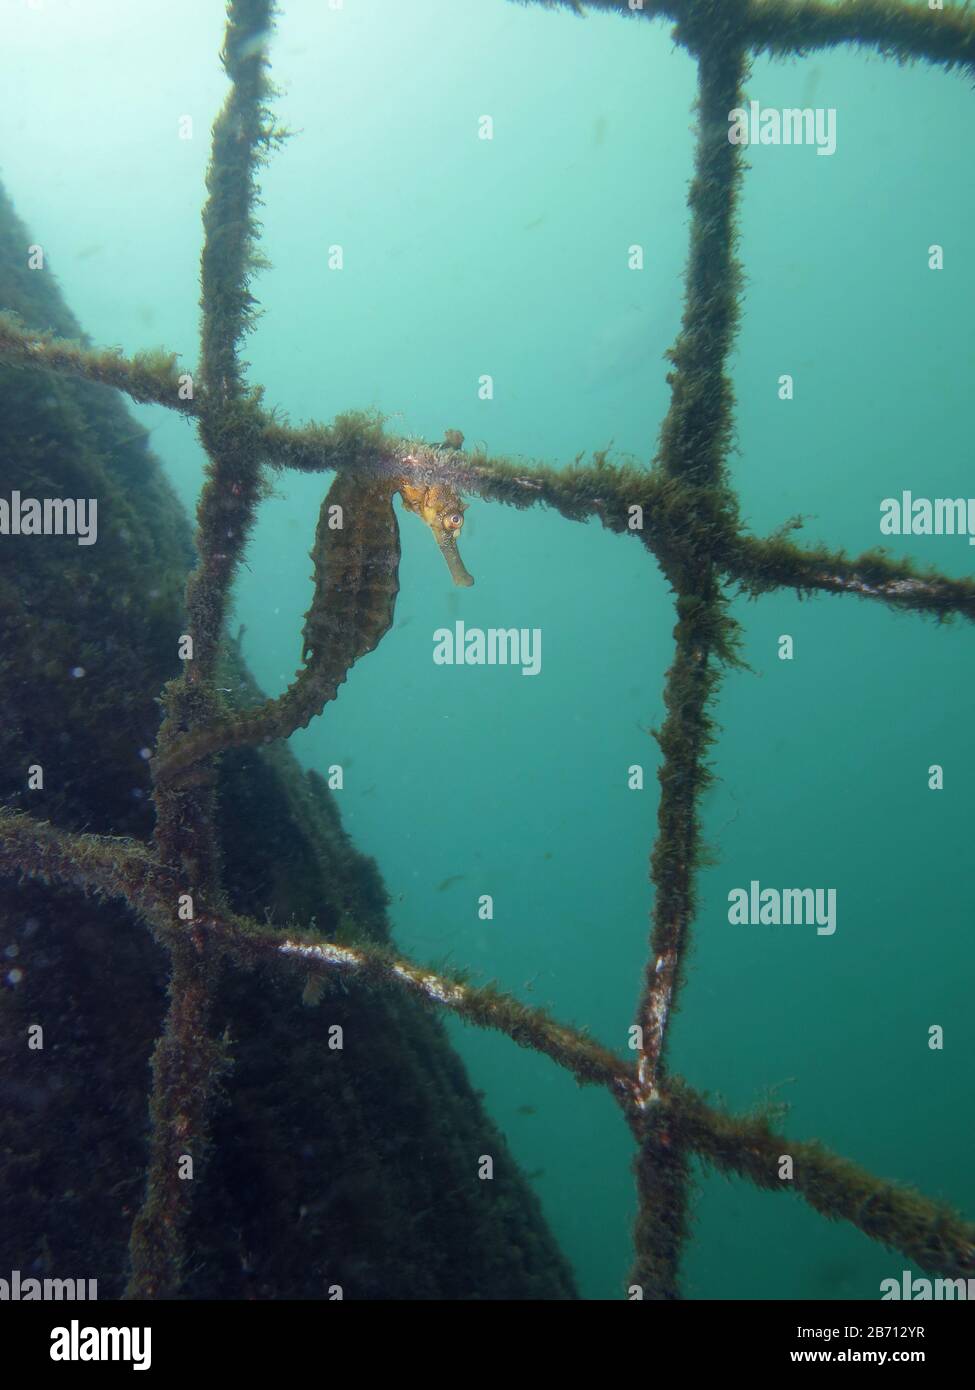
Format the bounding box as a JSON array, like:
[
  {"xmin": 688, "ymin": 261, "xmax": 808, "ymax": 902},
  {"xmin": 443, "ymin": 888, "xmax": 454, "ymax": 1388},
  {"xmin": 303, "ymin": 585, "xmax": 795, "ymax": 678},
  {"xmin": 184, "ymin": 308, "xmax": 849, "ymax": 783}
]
[{"xmin": 399, "ymin": 480, "xmax": 474, "ymax": 587}]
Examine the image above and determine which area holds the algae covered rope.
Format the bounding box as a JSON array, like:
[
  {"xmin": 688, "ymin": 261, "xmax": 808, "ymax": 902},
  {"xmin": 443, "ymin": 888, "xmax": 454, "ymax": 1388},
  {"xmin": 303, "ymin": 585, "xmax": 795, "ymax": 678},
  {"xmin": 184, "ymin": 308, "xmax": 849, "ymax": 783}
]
[
  {"xmin": 128, "ymin": 0, "xmax": 279, "ymax": 1301},
  {"xmin": 156, "ymin": 460, "xmax": 474, "ymax": 781},
  {"xmin": 627, "ymin": 19, "xmax": 751, "ymax": 1299}
]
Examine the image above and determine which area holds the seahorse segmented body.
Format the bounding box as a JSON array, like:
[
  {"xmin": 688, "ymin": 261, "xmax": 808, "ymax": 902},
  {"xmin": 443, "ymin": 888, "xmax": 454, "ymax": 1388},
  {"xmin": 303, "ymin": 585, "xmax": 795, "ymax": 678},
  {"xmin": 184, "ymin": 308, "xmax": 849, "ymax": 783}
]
[
  {"xmin": 297, "ymin": 472, "xmax": 404, "ymax": 711},
  {"xmin": 156, "ymin": 464, "xmax": 472, "ymax": 780}
]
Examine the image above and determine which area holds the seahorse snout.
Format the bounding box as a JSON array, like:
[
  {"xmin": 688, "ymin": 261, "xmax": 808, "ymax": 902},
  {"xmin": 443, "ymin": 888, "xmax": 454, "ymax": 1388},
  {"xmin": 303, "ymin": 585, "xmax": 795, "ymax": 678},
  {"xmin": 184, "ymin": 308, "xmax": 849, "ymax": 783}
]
[{"xmin": 440, "ymin": 534, "xmax": 474, "ymax": 587}]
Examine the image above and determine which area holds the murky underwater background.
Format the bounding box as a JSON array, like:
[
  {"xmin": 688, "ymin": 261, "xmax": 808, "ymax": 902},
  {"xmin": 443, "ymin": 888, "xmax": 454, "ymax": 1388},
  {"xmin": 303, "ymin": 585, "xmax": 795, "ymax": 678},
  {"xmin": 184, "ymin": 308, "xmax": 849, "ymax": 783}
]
[{"xmin": 3, "ymin": 0, "xmax": 973, "ymax": 1298}]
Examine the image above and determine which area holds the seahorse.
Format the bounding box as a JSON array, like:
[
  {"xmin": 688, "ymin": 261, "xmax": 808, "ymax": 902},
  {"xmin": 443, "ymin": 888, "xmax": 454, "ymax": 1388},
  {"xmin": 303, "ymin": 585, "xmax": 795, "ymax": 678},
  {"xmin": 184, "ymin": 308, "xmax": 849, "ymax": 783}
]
[
  {"xmin": 300, "ymin": 464, "xmax": 473, "ymax": 680},
  {"xmin": 155, "ymin": 452, "xmax": 473, "ymax": 781}
]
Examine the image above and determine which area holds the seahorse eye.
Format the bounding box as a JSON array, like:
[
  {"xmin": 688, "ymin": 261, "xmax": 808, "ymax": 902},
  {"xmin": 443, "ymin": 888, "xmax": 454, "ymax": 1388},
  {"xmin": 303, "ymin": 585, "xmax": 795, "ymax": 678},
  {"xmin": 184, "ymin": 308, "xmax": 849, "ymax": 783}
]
[{"xmin": 445, "ymin": 512, "xmax": 464, "ymax": 529}]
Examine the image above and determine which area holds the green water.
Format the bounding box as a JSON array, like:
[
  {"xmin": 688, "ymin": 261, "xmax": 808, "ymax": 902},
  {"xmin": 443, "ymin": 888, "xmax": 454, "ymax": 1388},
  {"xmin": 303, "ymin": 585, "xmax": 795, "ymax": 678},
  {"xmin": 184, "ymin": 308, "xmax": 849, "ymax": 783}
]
[{"xmin": 4, "ymin": 0, "xmax": 972, "ymax": 1299}]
